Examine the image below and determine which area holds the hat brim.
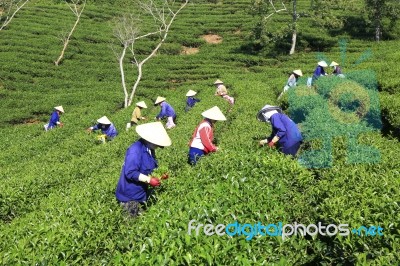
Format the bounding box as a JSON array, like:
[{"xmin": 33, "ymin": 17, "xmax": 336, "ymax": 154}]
[
  {"xmin": 136, "ymin": 102, "xmax": 147, "ymax": 108},
  {"xmin": 186, "ymin": 91, "xmax": 197, "ymax": 97},
  {"xmin": 154, "ymin": 96, "xmax": 166, "ymax": 105},
  {"xmin": 201, "ymin": 106, "xmax": 227, "ymax": 121},
  {"xmin": 293, "ymin": 70, "xmax": 303, "ymax": 76},
  {"xmin": 54, "ymin": 106, "xmax": 64, "ymax": 113},
  {"xmin": 136, "ymin": 122, "xmax": 172, "ymax": 147},
  {"xmin": 318, "ymin": 61, "xmax": 328, "ymax": 67},
  {"xmin": 256, "ymin": 107, "xmax": 282, "ymax": 122}
]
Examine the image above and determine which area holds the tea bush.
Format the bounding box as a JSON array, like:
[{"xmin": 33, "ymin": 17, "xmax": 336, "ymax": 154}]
[{"xmin": 0, "ymin": 0, "xmax": 399, "ymax": 264}]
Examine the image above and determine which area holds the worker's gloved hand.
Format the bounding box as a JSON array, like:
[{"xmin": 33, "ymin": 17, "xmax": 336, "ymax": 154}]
[
  {"xmin": 59, "ymin": 123, "xmax": 64, "ymax": 128},
  {"xmin": 149, "ymin": 177, "xmax": 161, "ymax": 187},
  {"xmin": 259, "ymin": 139, "xmax": 268, "ymax": 146},
  {"xmin": 268, "ymin": 141, "xmax": 275, "ymax": 148},
  {"xmin": 161, "ymin": 173, "xmax": 169, "ymax": 180}
]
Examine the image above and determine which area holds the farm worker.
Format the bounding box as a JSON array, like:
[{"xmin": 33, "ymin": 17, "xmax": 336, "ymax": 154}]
[
  {"xmin": 214, "ymin": 79, "xmax": 234, "ymax": 105},
  {"xmin": 214, "ymin": 79, "xmax": 228, "ymax": 96},
  {"xmin": 284, "ymin": 69, "xmax": 303, "ymax": 91},
  {"xmin": 330, "ymin": 61, "xmax": 345, "ymax": 78},
  {"xmin": 278, "ymin": 69, "xmax": 303, "ymax": 100},
  {"xmin": 86, "ymin": 116, "xmax": 118, "ymax": 143},
  {"xmin": 257, "ymin": 104, "xmax": 303, "ymax": 157},
  {"xmin": 127, "ymin": 101, "xmax": 147, "ymax": 130},
  {"xmin": 312, "ymin": 60, "xmax": 328, "ymax": 83},
  {"xmin": 188, "ymin": 106, "xmax": 226, "ymax": 165},
  {"xmin": 185, "ymin": 90, "xmax": 201, "ymax": 112},
  {"xmin": 115, "ymin": 122, "xmax": 172, "ymax": 217},
  {"xmin": 155, "ymin": 96, "xmax": 177, "ymax": 129},
  {"xmin": 44, "ymin": 106, "xmax": 64, "ymax": 131}
]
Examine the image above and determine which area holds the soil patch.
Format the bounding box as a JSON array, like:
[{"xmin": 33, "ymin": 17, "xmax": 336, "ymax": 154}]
[
  {"xmin": 181, "ymin": 46, "xmax": 200, "ymax": 55},
  {"xmin": 202, "ymin": 34, "xmax": 223, "ymax": 44},
  {"xmin": 24, "ymin": 118, "xmax": 42, "ymax": 125}
]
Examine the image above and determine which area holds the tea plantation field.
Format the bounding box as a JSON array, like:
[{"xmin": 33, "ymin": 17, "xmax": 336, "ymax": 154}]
[{"xmin": 0, "ymin": 0, "xmax": 399, "ymax": 264}]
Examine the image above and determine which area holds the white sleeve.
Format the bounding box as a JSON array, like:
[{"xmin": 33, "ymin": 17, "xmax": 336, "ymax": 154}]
[{"xmin": 138, "ymin": 174, "xmax": 150, "ymax": 183}]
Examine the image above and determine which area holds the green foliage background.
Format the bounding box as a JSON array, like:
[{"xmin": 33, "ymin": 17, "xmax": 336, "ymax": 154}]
[{"xmin": 0, "ymin": 0, "xmax": 399, "ymax": 264}]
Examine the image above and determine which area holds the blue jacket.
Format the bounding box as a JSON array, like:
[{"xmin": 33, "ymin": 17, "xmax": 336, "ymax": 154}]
[
  {"xmin": 92, "ymin": 123, "xmax": 118, "ymax": 138},
  {"xmin": 115, "ymin": 140, "xmax": 158, "ymax": 202},
  {"xmin": 270, "ymin": 113, "xmax": 302, "ymax": 148},
  {"xmin": 186, "ymin": 97, "xmax": 200, "ymax": 108},
  {"xmin": 48, "ymin": 111, "xmax": 60, "ymax": 128},
  {"xmin": 333, "ymin": 66, "xmax": 342, "ymax": 75},
  {"xmin": 313, "ymin": 65, "xmax": 326, "ymax": 77},
  {"xmin": 156, "ymin": 102, "xmax": 176, "ymax": 119}
]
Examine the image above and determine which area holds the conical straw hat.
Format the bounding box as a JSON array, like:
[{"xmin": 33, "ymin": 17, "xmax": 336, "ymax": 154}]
[
  {"xmin": 318, "ymin": 61, "xmax": 328, "ymax": 67},
  {"xmin": 97, "ymin": 116, "xmax": 111, "ymax": 125},
  {"xmin": 256, "ymin": 104, "xmax": 282, "ymax": 122},
  {"xmin": 136, "ymin": 101, "xmax": 147, "ymax": 108},
  {"xmin": 186, "ymin": 90, "xmax": 197, "ymax": 97},
  {"xmin": 293, "ymin": 69, "xmax": 303, "ymax": 76},
  {"xmin": 329, "ymin": 61, "xmax": 339, "ymax": 67},
  {"xmin": 202, "ymin": 106, "xmax": 226, "ymax": 121},
  {"xmin": 136, "ymin": 122, "xmax": 172, "ymax": 147},
  {"xmin": 154, "ymin": 96, "xmax": 166, "ymax": 105},
  {"xmin": 213, "ymin": 79, "xmax": 224, "ymax": 85},
  {"xmin": 54, "ymin": 106, "xmax": 64, "ymax": 113}
]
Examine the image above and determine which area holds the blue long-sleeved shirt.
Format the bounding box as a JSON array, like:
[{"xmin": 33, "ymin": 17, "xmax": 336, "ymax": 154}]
[
  {"xmin": 92, "ymin": 123, "xmax": 118, "ymax": 138},
  {"xmin": 333, "ymin": 66, "xmax": 342, "ymax": 75},
  {"xmin": 313, "ymin": 65, "xmax": 326, "ymax": 77},
  {"xmin": 48, "ymin": 111, "xmax": 60, "ymax": 128},
  {"xmin": 269, "ymin": 113, "xmax": 302, "ymax": 148},
  {"xmin": 156, "ymin": 102, "xmax": 176, "ymax": 119},
  {"xmin": 115, "ymin": 139, "xmax": 158, "ymax": 202},
  {"xmin": 186, "ymin": 97, "xmax": 200, "ymax": 108}
]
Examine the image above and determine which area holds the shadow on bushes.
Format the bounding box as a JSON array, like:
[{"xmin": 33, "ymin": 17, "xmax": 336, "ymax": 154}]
[
  {"xmin": 381, "ymin": 111, "xmax": 400, "ymax": 141},
  {"xmin": 238, "ymin": 32, "xmax": 337, "ymax": 57}
]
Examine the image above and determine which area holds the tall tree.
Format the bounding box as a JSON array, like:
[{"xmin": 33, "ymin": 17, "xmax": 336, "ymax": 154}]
[
  {"xmin": 364, "ymin": 0, "xmax": 399, "ymax": 41},
  {"xmin": 0, "ymin": 0, "xmax": 30, "ymax": 31},
  {"xmin": 54, "ymin": 0, "xmax": 86, "ymax": 66},
  {"xmin": 289, "ymin": 0, "xmax": 297, "ymax": 55},
  {"xmin": 112, "ymin": 0, "xmax": 189, "ymax": 108},
  {"xmin": 250, "ymin": 0, "xmax": 347, "ymax": 55}
]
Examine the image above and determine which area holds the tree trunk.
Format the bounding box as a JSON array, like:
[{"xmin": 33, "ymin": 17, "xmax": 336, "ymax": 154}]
[
  {"xmin": 54, "ymin": 3, "xmax": 85, "ymax": 66},
  {"xmin": 289, "ymin": 0, "xmax": 297, "ymax": 55},
  {"xmin": 375, "ymin": 20, "xmax": 381, "ymax": 42},
  {"xmin": 119, "ymin": 45, "xmax": 129, "ymax": 108},
  {"xmin": 289, "ymin": 30, "xmax": 297, "ymax": 55},
  {"xmin": 128, "ymin": 37, "xmax": 166, "ymax": 107},
  {"xmin": 128, "ymin": 62, "xmax": 143, "ymax": 107},
  {"xmin": 373, "ymin": 2, "xmax": 382, "ymax": 42},
  {"xmin": 122, "ymin": 0, "xmax": 188, "ymax": 107}
]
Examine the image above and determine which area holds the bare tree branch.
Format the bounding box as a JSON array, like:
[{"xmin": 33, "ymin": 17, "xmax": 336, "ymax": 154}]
[
  {"xmin": 264, "ymin": 0, "xmax": 287, "ymax": 20},
  {"xmin": 113, "ymin": 0, "xmax": 189, "ymax": 108},
  {"xmin": 260, "ymin": 0, "xmax": 298, "ymax": 54},
  {"xmin": 119, "ymin": 44, "xmax": 129, "ymax": 107},
  {"xmin": 54, "ymin": 0, "xmax": 86, "ymax": 66},
  {"xmin": 0, "ymin": 0, "xmax": 30, "ymax": 31},
  {"xmin": 128, "ymin": 0, "xmax": 189, "ymax": 107}
]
